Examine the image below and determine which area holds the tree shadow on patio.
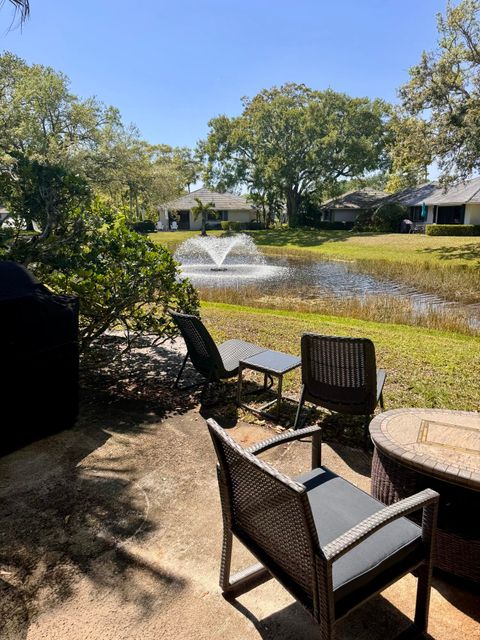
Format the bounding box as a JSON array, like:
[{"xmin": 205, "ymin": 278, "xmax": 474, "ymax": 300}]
[{"xmin": 0, "ymin": 335, "xmax": 198, "ymax": 639}]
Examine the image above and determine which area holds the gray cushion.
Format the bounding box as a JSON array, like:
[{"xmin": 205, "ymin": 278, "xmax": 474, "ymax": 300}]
[{"xmin": 296, "ymin": 467, "xmax": 422, "ymax": 614}]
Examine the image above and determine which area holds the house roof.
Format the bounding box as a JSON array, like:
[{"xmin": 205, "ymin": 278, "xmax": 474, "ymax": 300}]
[
  {"xmin": 160, "ymin": 188, "xmax": 253, "ymax": 211},
  {"xmin": 386, "ymin": 177, "xmax": 480, "ymax": 206},
  {"xmin": 385, "ymin": 183, "xmax": 440, "ymax": 206},
  {"xmin": 423, "ymin": 176, "xmax": 480, "ymax": 205},
  {"xmin": 321, "ymin": 188, "xmax": 388, "ymax": 210}
]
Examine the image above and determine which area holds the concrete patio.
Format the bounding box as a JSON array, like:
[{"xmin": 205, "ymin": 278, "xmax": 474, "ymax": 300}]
[{"xmin": 0, "ymin": 343, "xmax": 478, "ymax": 639}]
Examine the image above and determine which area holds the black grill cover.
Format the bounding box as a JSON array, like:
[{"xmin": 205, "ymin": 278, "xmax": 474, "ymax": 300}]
[{"xmin": 0, "ymin": 261, "xmax": 79, "ymax": 453}]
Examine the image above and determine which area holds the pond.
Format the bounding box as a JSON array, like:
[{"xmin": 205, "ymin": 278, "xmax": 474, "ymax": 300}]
[{"xmin": 175, "ymin": 235, "xmax": 480, "ymax": 330}]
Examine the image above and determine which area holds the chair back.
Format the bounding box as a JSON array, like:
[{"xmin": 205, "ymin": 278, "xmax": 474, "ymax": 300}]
[
  {"xmin": 207, "ymin": 418, "xmax": 319, "ymax": 610},
  {"xmin": 301, "ymin": 334, "xmax": 378, "ymax": 415},
  {"xmin": 170, "ymin": 311, "xmax": 224, "ymax": 379}
]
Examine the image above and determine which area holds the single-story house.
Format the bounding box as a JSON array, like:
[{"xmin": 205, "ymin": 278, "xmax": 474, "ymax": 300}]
[
  {"xmin": 320, "ymin": 188, "xmax": 389, "ymax": 223},
  {"xmin": 387, "ymin": 178, "xmax": 480, "ymax": 225},
  {"xmin": 159, "ymin": 188, "xmax": 256, "ymax": 230}
]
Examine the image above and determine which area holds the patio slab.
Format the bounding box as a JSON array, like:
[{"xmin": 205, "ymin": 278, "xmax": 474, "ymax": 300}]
[{"xmin": 0, "ymin": 402, "xmax": 478, "ymax": 640}]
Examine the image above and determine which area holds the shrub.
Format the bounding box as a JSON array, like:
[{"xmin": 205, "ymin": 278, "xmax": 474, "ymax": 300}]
[
  {"xmin": 220, "ymin": 220, "xmax": 241, "ymax": 231},
  {"xmin": 205, "ymin": 221, "xmax": 222, "ymax": 231},
  {"xmin": 246, "ymin": 221, "xmax": 266, "ymax": 230},
  {"xmin": 129, "ymin": 219, "xmax": 156, "ymax": 233},
  {"xmin": 426, "ymin": 224, "xmax": 480, "ymax": 236},
  {"xmin": 3, "ymin": 202, "xmax": 199, "ymax": 351},
  {"xmin": 371, "ymin": 204, "xmax": 407, "ymax": 232},
  {"xmin": 311, "ymin": 220, "xmax": 355, "ymax": 230}
]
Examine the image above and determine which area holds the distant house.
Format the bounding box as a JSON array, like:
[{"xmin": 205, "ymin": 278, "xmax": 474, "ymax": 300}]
[
  {"xmin": 387, "ymin": 178, "xmax": 480, "ymax": 225},
  {"xmin": 320, "ymin": 188, "xmax": 388, "ymax": 223},
  {"xmin": 0, "ymin": 206, "xmax": 9, "ymax": 224},
  {"xmin": 159, "ymin": 188, "xmax": 256, "ymax": 230}
]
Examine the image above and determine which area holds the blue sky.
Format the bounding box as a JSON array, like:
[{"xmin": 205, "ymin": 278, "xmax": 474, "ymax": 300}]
[{"xmin": 1, "ymin": 0, "xmax": 447, "ymax": 150}]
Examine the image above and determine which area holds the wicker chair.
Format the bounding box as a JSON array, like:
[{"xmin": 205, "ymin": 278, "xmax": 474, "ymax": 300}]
[
  {"xmin": 293, "ymin": 334, "xmax": 386, "ymax": 445},
  {"xmin": 170, "ymin": 311, "xmax": 265, "ymax": 397},
  {"xmin": 207, "ymin": 418, "xmax": 439, "ymax": 640}
]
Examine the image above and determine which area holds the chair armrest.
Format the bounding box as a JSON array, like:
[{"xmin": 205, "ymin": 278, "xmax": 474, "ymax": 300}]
[
  {"xmin": 321, "ymin": 488, "xmax": 439, "ymax": 563},
  {"xmin": 246, "ymin": 425, "xmax": 322, "ymax": 468}
]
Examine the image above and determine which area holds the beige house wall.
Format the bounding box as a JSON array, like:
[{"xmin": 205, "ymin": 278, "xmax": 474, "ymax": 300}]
[{"xmin": 465, "ymin": 203, "xmax": 480, "ymax": 225}]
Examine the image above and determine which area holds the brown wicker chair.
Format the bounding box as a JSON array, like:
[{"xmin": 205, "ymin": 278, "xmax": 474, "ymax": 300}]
[
  {"xmin": 170, "ymin": 311, "xmax": 266, "ymax": 397},
  {"xmin": 293, "ymin": 334, "xmax": 386, "ymax": 445},
  {"xmin": 207, "ymin": 418, "xmax": 439, "ymax": 640}
]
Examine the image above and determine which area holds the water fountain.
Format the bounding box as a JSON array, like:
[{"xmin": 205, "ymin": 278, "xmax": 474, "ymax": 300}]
[{"xmin": 174, "ymin": 233, "xmax": 287, "ymax": 286}]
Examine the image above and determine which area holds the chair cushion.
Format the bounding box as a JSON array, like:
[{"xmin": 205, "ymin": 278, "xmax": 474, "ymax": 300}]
[
  {"xmin": 218, "ymin": 340, "xmax": 266, "ymax": 375},
  {"xmin": 296, "ymin": 467, "xmax": 423, "ymax": 616}
]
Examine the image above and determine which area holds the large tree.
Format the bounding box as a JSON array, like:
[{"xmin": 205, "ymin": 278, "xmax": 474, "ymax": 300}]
[
  {"xmin": 395, "ymin": 0, "xmax": 480, "ymax": 184},
  {"xmin": 199, "ymin": 83, "xmax": 389, "ymax": 226},
  {"xmin": 0, "ymin": 53, "xmax": 196, "ymax": 221}
]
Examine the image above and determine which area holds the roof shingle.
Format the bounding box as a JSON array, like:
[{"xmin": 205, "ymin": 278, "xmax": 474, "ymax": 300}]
[{"xmin": 160, "ymin": 188, "xmax": 253, "ymax": 211}]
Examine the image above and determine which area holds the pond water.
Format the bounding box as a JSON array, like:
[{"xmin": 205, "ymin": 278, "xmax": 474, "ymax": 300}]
[{"xmin": 175, "ymin": 238, "xmax": 480, "ymax": 329}]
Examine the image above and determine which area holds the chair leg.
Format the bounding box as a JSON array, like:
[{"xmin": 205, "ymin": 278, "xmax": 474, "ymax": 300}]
[
  {"xmin": 363, "ymin": 415, "xmax": 372, "ymax": 451},
  {"xmin": 294, "ymin": 385, "xmax": 306, "ymax": 430},
  {"xmin": 220, "ymin": 525, "xmax": 271, "ymax": 600},
  {"xmin": 174, "ymin": 353, "xmax": 189, "ymax": 388},
  {"xmin": 379, "ymin": 392, "xmax": 385, "ymax": 411},
  {"xmin": 219, "ymin": 524, "xmax": 233, "ymax": 593},
  {"xmin": 414, "ymin": 562, "xmax": 432, "ymax": 633}
]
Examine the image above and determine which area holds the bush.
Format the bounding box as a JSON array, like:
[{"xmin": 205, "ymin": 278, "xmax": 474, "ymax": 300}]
[
  {"xmin": 371, "ymin": 204, "xmax": 407, "ymax": 232},
  {"xmin": 3, "ymin": 202, "xmax": 199, "ymax": 351},
  {"xmin": 129, "ymin": 219, "xmax": 156, "ymax": 233},
  {"xmin": 220, "ymin": 220, "xmax": 241, "ymax": 231},
  {"xmin": 246, "ymin": 221, "xmax": 266, "ymax": 230},
  {"xmin": 311, "ymin": 220, "xmax": 355, "ymax": 230},
  {"xmin": 205, "ymin": 222, "xmax": 222, "ymax": 231},
  {"xmin": 426, "ymin": 224, "xmax": 480, "ymax": 236}
]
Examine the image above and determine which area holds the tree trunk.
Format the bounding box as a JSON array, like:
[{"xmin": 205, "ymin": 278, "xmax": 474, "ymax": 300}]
[
  {"xmin": 286, "ymin": 189, "xmax": 301, "ymax": 227},
  {"xmin": 201, "ymin": 212, "xmax": 207, "ymax": 236},
  {"xmin": 129, "ymin": 186, "xmax": 134, "ymax": 219}
]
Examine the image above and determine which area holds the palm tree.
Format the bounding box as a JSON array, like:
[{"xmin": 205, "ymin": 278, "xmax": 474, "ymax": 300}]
[
  {"xmin": 191, "ymin": 197, "xmax": 218, "ymax": 236},
  {"xmin": 4, "ymin": 0, "xmax": 30, "ymax": 24}
]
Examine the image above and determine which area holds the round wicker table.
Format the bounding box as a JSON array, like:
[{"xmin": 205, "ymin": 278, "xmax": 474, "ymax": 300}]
[{"xmin": 369, "ymin": 408, "xmax": 480, "ymax": 583}]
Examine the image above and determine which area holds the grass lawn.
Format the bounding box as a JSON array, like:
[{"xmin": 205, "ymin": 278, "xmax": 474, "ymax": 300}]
[
  {"xmin": 150, "ymin": 228, "xmax": 480, "ymax": 267},
  {"xmin": 201, "ymin": 302, "xmax": 480, "ymax": 412}
]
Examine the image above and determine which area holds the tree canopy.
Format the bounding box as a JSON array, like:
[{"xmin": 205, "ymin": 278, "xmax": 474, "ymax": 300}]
[
  {"xmin": 393, "ymin": 0, "xmax": 480, "ymax": 185},
  {"xmin": 0, "ymin": 53, "xmax": 198, "ymax": 222},
  {"xmin": 198, "ymin": 83, "xmax": 389, "ymax": 226},
  {"xmin": 0, "ymin": 52, "xmax": 199, "ymax": 351}
]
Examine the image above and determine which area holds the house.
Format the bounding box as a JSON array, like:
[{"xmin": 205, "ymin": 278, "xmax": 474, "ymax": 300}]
[
  {"xmin": 387, "ymin": 178, "xmax": 480, "ymax": 225},
  {"xmin": 424, "ymin": 177, "xmax": 480, "ymax": 224},
  {"xmin": 320, "ymin": 188, "xmax": 388, "ymax": 223},
  {"xmin": 159, "ymin": 188, "xmax": 257, "ymax": 230},
  {"xmin": 0, "ymin": 206, "xmax": 9, "ymax": 224}
]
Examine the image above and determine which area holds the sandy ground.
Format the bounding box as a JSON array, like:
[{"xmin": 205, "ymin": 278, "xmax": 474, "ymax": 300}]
[{"xmin": 0, "ymin": 342, "xmax": 478, "ymax": 640}]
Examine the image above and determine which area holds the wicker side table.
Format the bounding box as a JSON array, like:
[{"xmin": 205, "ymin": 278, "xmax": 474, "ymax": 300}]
[{"xmin": 369, "ymin": 408, "xmax": 480, "ymax": 583}]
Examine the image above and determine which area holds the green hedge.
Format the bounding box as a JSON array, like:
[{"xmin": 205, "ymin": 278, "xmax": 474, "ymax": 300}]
[
  {"xmin": 426, "ymin": 224, "xmax": 480, "ymax": 236},
  {"xmin": 314, "ymin": 220, "xmax": 355, "ymax": 230},
  {"xmin": 129, "ymin": 219, "xmax": 156, "ymax": 233},
  {"xmin": 220, "ymin": 220, "xmax": 266, "ymax": 231}
]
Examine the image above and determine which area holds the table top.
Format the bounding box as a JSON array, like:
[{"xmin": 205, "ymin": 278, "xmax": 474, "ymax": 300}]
[
  {"xmin": 240, "ymin": 349, "xmax": 301, "ymax": 375},
  {"xmin": 369, "ymin": 408, "xmax": 480, "ymax": 490}
]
